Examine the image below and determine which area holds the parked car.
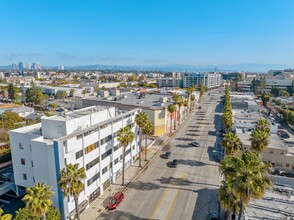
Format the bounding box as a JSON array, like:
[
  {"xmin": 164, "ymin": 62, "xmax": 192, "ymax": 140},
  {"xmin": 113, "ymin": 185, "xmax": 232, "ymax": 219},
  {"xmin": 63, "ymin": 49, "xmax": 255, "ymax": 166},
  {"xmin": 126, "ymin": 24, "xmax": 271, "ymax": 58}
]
[
  {"xmin": 190, "ymin": 141, "xmax": 200, "ymax": 147},
  {"xmin": 170, "ymin": 159, "xmax": 179, "ymax": 168},
  {"xmin": 277, "ymin": 129, "xmax": 288, "ymax": 136},
  {"xmin": 107, "ymin": 192, "xmax": 124, "ymax": 210},
  {"xmin": 163, "ymin": 152, "xmax": 171, "ymax": 159},
  {"xmin": 281, "ymin": 133, "xmax": 290, "ymax": 139}
]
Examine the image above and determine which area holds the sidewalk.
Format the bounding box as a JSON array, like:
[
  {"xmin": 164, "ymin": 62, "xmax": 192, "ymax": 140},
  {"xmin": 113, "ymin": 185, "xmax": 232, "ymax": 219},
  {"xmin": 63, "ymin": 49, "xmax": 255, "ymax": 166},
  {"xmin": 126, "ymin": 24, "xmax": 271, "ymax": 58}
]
[
  {"xmin": 80, "ymin": 133, "xmax": 172, "ymax": 220},
  {"xmin": 80, "ymin": 112, "xmax": 195, "ymax": 220}
]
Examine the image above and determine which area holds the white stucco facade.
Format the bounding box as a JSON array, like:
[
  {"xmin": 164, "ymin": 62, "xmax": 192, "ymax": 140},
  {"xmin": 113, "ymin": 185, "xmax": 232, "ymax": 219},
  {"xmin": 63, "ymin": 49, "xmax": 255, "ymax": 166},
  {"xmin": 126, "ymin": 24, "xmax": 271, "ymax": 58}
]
[{"xmin": 10, "ymin": 106, "xmax": 140, "ymax": 219}]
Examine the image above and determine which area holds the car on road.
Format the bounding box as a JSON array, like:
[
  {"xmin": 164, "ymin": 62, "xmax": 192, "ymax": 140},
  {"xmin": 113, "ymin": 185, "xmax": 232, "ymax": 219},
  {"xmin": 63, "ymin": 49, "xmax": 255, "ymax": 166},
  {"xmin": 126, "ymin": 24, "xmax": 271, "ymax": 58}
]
[
  {"xmin": 170, "ymin": 159, "xmax": 179, "ymax": 168},
  {"xmin": 107, "ymin": 192, "xmax": 124, "ymax": 210},
  {"xmin": 163, "ymin": 152, "xmax": 171, "ymax": 159},
  {"xmin": 190, "ymin": 141, "xmax": 200, "ymax": 147},
  {"xmin": 208, "ymin": 211, "xmax": 219, "ymax": 220}
]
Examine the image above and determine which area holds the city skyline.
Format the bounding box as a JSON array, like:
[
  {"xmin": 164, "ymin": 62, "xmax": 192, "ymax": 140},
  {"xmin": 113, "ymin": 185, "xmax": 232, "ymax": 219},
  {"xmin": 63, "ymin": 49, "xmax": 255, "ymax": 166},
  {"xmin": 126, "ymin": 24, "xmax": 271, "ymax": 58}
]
[{"xmin": 1, "ymin": 0, "xmax": 294, "ymax": 68}]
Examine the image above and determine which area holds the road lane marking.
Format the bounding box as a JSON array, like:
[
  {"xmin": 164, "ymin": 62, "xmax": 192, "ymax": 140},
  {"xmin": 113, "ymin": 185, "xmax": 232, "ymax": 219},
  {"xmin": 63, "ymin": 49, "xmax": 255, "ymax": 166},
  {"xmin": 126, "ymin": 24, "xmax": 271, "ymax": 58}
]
[
  {"xmin": 165, "ymin": 175, "xmax": 185, "ymax": 220},
  {"xmin": 149, "ymin": 187, "xmax": 171, "ymax": 220}
]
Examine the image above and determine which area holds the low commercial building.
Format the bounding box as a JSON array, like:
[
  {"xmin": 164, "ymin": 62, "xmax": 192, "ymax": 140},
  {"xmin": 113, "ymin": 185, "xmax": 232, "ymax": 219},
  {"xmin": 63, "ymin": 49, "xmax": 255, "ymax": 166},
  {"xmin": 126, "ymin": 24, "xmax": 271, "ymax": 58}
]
[{"xmin": 10, "ymin": 106, "xmax": 140, "ymax": 219}]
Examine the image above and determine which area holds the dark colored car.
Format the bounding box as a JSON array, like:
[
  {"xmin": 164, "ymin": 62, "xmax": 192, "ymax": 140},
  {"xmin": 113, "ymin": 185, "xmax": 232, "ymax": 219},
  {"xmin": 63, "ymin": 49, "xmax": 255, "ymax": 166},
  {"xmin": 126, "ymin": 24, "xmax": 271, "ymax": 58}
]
[
  {"xmin": 190, "ymin": 141, "xmax": 200, "ymax": 147},
  {"xmin": 163, "ymin": 152, "xmax": 171, "ymax": 159},
  {"xmin": 281, "ymin": 133, "xmax": 290, "ymax": 139},
  {"xmin": 107, "ymin": 192, "xmax": 124, "ymax": 210},
  {"xmin": 170, "ymin": 159, "xmax": 179, "ymax": 168}
]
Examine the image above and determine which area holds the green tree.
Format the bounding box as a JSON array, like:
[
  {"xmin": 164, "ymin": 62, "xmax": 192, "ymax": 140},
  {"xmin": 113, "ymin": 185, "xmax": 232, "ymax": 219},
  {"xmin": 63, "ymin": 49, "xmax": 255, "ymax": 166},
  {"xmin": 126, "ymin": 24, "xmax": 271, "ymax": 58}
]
[
  {"xmin": 190, "ymin": 94, "xmax": 195, "ymax": 112},
  {"xmin": 250, "ymin": 78, "xmax": 261, "ymax": 94},
  {"xmin": 255, "ymin": 119, "xmax": 270, "ymax": 136},
  {"xmin": 280, "ymin": 90, "xmax": 289, "ymax": 97},
  {"xmin": 59, "ymin": 164, "xmax": 86, "ymax": 220},
  {"xmin": 22, "ymin": 183, "xmax": 54, "ymax": 220},
  {"xmin": 0, "ymin": 208, "xmax": 12, "ymax": 220},
  {"xmin": 129, "ymin": 75, "xmax": 135, "ymax": 82},
  {"xmin": 49, "ymin": 103, "xmax": 58, "ymax": 109},
  {"xmin": 185, "ymin": 87, "xmax": 193, "ymax": 114},
  {"xmin": 25, "ymin": 81, "xmax": 38, "ymax": 104},
  {"xmin": 118, "ymin": 126, "xmax": 134, "ymax": 186},
  {"xmin": 7, "ymin": 83, "xmax": 19, "ymax": 101},
  {"xmin": 82, "ymin": 90, "xmax": 87, "ymax": 97},
  {"xmin": 199, "ymin": 83, "xmax": 205, "ymax": 102},
  {"xmin": 135, "ymin": 112, "xmax": 149, "ymax": 167},
  {"xmin": 167, "ymin": 104, "xmax": 176, "ymax": 134},
  {"xmin": 35, "ymin": 88, "xmax": 46, "ymax": 106},
  {"xmin": 172, "ymin": 93, "xmax": 180, "ymax": 129},
  {"xmin": 15, "ymin": 207, "xmax": 60, "ymax": 220},
  {"xmin": 69, "ymin": 89, "xmax": 75, "ymax": 97},
  {"xmin": 102, "ymin": 86, "xmax": 106, "ymax": 91},
  {"xmin": 221, "ymin": 132, "xmax": 241, "ymax": 155},
  {"xmin": 219, "ymin": 180, "xmax": 240, "ymax": 220},
  {"xmin": 250, "ymin": 130, "xmax": 269, "ymax": 153},
  {"xmin": 260, "ymin": 92, "xmax": 271, "ymax": 106},
  {"xmin": 142, "ymin": 120, "xmax": 153, "ymax": 161},
  {"xmin": 220, "ymin": 151, "xmax": 271, "ymax": 219},
  {"xmin": 222, "ymin": 111, "xmax": 233, "ymax": 132}
]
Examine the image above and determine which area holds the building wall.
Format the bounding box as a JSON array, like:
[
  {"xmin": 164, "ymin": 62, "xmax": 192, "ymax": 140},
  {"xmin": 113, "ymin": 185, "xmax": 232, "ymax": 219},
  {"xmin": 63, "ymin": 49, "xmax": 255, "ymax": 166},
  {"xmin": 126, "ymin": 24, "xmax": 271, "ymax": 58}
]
[
  {"xmin": 10, "ymin": 108, "xmax": 140, "ymax": 220},
  {"xmin": 262, "ymin": 147, "xmax": 294, "ymax": 171}
]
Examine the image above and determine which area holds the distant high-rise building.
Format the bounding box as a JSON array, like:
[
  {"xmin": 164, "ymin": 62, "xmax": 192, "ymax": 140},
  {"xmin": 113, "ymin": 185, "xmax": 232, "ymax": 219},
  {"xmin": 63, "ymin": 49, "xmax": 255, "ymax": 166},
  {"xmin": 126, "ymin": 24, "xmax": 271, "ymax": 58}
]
[
  {"xmin": 57, "ymin": 65, "xmax": 65, "ymax": 70},
  {"xmin": 18, "ymin": 62, "xmax": 24, "ymax": 71},
  {"xmin": 26, "ymin": 63, "xmax": 32, "ymax": 70},
  {"xmin": 32, "ymin": 63, "xmax": 41, "ymax": 70},
  {"xmin": 12, "ymin": 64, "xmax": 18, "ymax": 70}
]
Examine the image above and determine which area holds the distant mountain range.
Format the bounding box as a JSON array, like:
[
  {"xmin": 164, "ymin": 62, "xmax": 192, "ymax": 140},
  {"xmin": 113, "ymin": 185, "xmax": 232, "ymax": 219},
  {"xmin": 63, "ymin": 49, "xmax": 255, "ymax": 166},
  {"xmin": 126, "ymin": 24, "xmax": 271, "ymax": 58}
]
[{"xmin": 0, "ymin": 63, "xmax": 292, "ymax": 72}]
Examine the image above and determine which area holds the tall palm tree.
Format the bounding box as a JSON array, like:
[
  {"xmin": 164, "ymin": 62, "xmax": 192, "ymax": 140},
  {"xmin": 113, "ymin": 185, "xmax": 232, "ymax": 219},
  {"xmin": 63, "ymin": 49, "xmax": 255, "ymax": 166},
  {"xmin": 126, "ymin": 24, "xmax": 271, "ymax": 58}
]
[
  {"xmin": 167, "ymin": 104, "xmax": 176, "ymax": 134},
  {"xmin": 142, "ymin": 120, "xmax": 153, "ymax": 161},
  {"xmin": 22, "ymin": 183, "xmax": 53, "ymax": 220},
  {"xmin": 0, "ymin": 208, "xmax": 12, "ymax": 220},
  {"xmin": 185, "ymin": 87, "xmax": 193, "ymax": 114},
  {"xmin": 118, "ymin": 126, "xmax": 135, "ymax": 185},
  {"xmin": 135, "ymin": 111, "xmax": 148, "ymax": 167},
  {"xmin": 220, "ymin": 151, "xmax": 271, "ymax": 219},
  {"xmin": 249, "ymin": 129, "xmax": 269, "ymax": 153},
  {"xmin": 222, "ymin": 111, "xmax": 233, "ymax": 132},
  {"xmin": 176, "ymin": 96, "xmax": 184, "ymax": 124},
  {"xmin": 172, "ymin": 93, "xmax": 180, "ymax": 128},
  {"xmin": 59, "ymin": 164, "xmax": 86, "ymax": 220},
  {"xmin": 221, "ymin": 132, "xmax": 241, "ymax": 155},
  {"xmin": 183, "ymin": 100, "xmax": 188, "ymax": 118},
  {"xmin": 219, "ymin": 180, "xmax": 240, "ymax": 220},
  {"xmin": 255, "ymin": 119, "xmax": 270, "ymax": 136},
  {"xmin": 190, "ymin": 94, "xmax": 195, "ymax": 112},
  {"xmin": 199, "ymin": 82, "xmax": 205, "ymax": 102}
]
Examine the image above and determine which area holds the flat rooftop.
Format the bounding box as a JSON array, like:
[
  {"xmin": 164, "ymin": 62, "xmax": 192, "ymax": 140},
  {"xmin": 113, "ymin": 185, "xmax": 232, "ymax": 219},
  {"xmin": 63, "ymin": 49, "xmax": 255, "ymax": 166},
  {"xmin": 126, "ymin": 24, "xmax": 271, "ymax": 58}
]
[
  {"xmin": 246, "ymin": 176, "xmax": 294, "ymax": 219},
  {"xmin": 85, "ymin": 92, "xmax": 175, "ymax": 110}
]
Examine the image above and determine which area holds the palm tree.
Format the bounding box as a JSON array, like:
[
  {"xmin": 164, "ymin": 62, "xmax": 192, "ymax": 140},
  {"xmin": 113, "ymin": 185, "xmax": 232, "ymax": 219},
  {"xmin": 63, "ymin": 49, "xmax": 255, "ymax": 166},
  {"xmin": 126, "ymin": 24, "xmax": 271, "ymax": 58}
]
[
  {"xmin": 142, "ymin": 120, "xmax": 153, "ymax": 161},
  {"xmin": 135, "ymin": 112, "xmax": 148, "ymax": 167},
  {"xmin": 172, "ymin": 93, "xmax": 180, "ymax": 128},
  {"xmin": 185, "ymin": 87, "xmax": 193, "ymax": 114},
  {"xmin": 220, "ymin": 151, "xmax": 271, "ymax": 219},
  {"xmin": 0, "ymin": 208, "xmax": 12, "ymax": 220},
  {"xmin": 199, "ymin": 83, "xmax": 205, "ymax": 102},
  {"xmin": 22, "ymin": 183, "xmax": 53, "ymax": 220},
  {"xmin": 222, "ymin": 111, "xmax": 233, "ymax": 132},
  {"xmin": 167, "ymin": 104, "xmax": 176, "ymax": 134},
  {"xmin": 118, "ymin": 126, "xmax": 135, "ymax": 185},
  {"xmin": 221, "ymin": 132, "xmax": 241, "ymax": 155},
  {"xmin": 190, "ymin": 94, "xmax": 195, "ymax": 112},
  {"xmin": 255, "ymin": 119, "xmax": 270, "ymax": 136},
  {"xmin": 183, "ymin": 100, "xmax": 188, "ymax": 118},
  {"xmin": 218, "ymin": 180, "xmax": 240, "ymax": 220},
  {"xmin": 59, "ymin": 164, "xmax": 86, "ymax": 220},
  {"xmin": 249, "ymin": 130, "xmax": 269, "ymax": 153},
  {"xmin": 176, "ymin": 96, "xmax": 184, "ymax": 124}
]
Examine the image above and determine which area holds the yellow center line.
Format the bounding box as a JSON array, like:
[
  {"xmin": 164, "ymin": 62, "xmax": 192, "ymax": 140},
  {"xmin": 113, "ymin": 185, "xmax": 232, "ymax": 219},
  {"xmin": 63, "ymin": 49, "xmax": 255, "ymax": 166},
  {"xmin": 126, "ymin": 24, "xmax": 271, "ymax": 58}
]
[
  {"xmin": 149, "ymin": 187, "xmax": 171, "ymax": 220},
  {"xmin": 165, "ymin": 176, "xmax": 185, "ymax": 220}
]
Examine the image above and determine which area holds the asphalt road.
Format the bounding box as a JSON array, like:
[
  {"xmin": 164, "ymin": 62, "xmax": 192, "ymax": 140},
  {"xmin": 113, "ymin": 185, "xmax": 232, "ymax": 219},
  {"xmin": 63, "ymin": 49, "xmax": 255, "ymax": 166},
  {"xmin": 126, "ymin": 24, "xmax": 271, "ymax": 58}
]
[{"xmin": 99, "ymin": 89, "xmax": 224, "ymax": 220}]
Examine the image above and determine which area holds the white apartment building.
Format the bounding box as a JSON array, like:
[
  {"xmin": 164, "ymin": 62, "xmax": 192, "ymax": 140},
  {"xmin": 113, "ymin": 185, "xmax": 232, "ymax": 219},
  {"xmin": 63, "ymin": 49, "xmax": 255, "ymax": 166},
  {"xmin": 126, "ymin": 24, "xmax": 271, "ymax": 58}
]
[
  {"xmin": 183, "ymin": 72, "xmax": 222, "ymax": 88},
  {"xmin": 156, "ymin": 78, "xmax": 183, "ymax": 88},
  {"xmin": 10, "ymin": 106, "xmax": 140, "ymax": 220}
]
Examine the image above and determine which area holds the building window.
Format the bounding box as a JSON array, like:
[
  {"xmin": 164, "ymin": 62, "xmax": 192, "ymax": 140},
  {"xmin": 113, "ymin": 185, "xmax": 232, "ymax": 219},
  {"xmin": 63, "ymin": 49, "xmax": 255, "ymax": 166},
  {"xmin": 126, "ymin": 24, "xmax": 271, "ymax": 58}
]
[
  {"xmin": 22, "ymin": 174, "xmax": 27, "ymax": 180},
  {"xmin": 85, "ymin": 143, "xmax": 98, "ymax": 154},
  {"xmin": 77, "ymin": 134, "xmax": 83, "ymax": 140},
  {"xmin": 114, "ymin": 144, "xmax": 121, "ymax": 152},
  {"xmin": 114, "ymin": 158, "xmax": 119, "ymax": 165},
  {"xmin": 269, "ymin": 151, "xmax": 274, "ymax": 154},
  {"xmin": 21, "ymin": 158, "xmax": 25, "ymax": 165},
  {"xmin": 31, "ymin": 161, "xmax": 34, "ymax": 167},
  {"xmin": 19, "ymin": 143, "xmax": 23, "ymax": 149},
  {"xmin": 63, "ymin": 141, "xmax": 67, "ymax": 147},
  {"xmin": 101, "ymin": 135, "xmax": 112, "ymax": 146},
  {"xmin": 109, "ymin": 162, "xmax": 113, "ymax": 169},
  {"xmin": 75, "ymin": 149, "xmax": 83, "ymax": 159},
  {"xmin": 102, "ymin": 166, "xmax": 108, "ymax": 175},
  {"xmin": 29, "ymin": 144, "xmax": 32, "ymax": 151},
  {"xmin": 101, "ymin": 149, "xmax": 112, "ymax": 160},
  {"xmin": 286, "ymin": 164, "xmax": 289, "ymax": 167},
  {"xmin": 132, "ymin": 145, "xmax": 135, "ymax": 150},
  {"xmin": 126, "ymin": 148, "xmax": 131, "ymax": 155},
  {"xmin": 87, "ymin": 173, "xmax": 100, "ymax": 187},
  {"xmin": 86, "ymin": 157, "xmax": 100, "ymax": 170},
  {"xmin": 120, "ymin": 155, "xmax": 122, "ymax": 160},
  {"xmin": 33, "ymin": 176, "xmax": 35, "ymax": 182}
]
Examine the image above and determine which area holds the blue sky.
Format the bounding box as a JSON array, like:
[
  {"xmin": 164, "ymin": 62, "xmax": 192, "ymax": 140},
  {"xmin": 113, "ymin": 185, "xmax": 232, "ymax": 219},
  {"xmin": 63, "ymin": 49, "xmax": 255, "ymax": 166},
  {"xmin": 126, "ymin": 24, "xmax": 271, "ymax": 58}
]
[{"xmin": 1, "ymin": 0, "xmax": 294, "ymax": 67}]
